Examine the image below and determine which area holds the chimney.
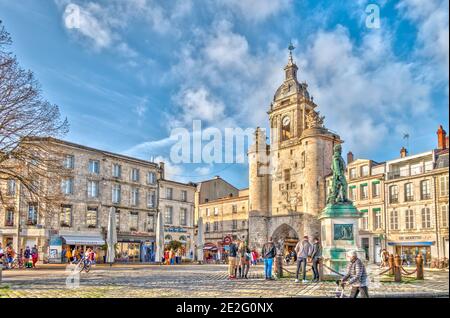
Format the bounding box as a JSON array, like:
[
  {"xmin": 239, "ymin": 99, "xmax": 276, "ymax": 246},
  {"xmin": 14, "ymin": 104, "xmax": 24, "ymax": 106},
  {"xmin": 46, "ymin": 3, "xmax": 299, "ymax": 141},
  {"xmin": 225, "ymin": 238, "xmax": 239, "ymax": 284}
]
[
  {"xmin": 400, "ymin": 147, "xmax": 408, "ymax": 158},
  {"xmin": 437, "ymin": 125, "xmax": 447, "ymax": 150},
  {"xmin": 347, "ymin": 151, "xmax": 354, "ymax": 164},
  {"xmin": 159, "ymin": 162, "xmax": 165, "ymax": 180}
]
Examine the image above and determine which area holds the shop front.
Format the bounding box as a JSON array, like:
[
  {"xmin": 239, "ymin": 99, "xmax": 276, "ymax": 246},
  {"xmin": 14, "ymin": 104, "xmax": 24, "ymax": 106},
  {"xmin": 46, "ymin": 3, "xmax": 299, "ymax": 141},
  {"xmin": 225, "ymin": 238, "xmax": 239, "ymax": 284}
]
[
  {"xmin": 116, "ymin": 234, "xmax": 154, "ymax": 263},
  {"xmin": 388, "ymin": 240, "xmax": 434, "ymax": 266},
  {"xmin": 164, "ymin": 227, "xmax": 193, "ymax": 260},
  {"xmin": 60, "ymin": 233, "xmax": 106, "ymax": 263},
  {"xmin": 203, "ymin": 242, "xmax": 218, "ymax": 263}
]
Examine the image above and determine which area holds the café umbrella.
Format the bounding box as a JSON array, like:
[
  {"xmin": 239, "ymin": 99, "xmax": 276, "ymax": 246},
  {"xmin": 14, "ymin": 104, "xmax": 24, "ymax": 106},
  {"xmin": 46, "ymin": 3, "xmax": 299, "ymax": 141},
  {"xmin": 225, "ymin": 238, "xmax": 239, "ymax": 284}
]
[{"xmin": 106, "ymin": 207, "xmax": 117, "ymax": 265}]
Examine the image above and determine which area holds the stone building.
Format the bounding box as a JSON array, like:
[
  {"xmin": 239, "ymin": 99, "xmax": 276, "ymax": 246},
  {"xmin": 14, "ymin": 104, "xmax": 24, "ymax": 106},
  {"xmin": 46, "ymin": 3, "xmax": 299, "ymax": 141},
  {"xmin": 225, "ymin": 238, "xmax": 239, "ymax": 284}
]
[
  {"xmin": 247, "ymin": 49, "xmax": 341, "ymax": 251},
  {"xmin": 197, "ymin": 187, "xmax": 249, "ymax": 260},
  {"xmin": 159, "ymin": 178, "xmax": 196, "ymax": 260},
  {"xmin": 341, "ymin": 125, "xmax": 449, "ymax": 264},
  {"xmin": 345, "ymin": 157, "xmax": 386, "ymax": 263},
  {"xmin": 0, "ymin": 137, "xmax": 162, "ymax": 263}
]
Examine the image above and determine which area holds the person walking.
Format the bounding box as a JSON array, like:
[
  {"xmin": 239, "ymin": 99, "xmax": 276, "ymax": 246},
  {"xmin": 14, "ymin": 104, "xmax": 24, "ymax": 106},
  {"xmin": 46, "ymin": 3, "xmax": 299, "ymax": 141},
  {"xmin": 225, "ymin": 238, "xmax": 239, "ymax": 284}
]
[
  {"xmin": 24, "ymin": 246, "xmax": 31, "ymax": 268},
  {"xmin": 65, "ymin": 246, "xmax": 72, "ymax": 263},
  {"xmin": 340, "ymin": 250, "xmax": 369, "ymax": 298},
  {"xmin": 228, "ymin": 239, "xmax": 238, "ymax": 279},
  {"xmin": 31, "ymin": 245, "xmax": 38, "ymax": 268},
  {"xmin": 6, "ymin": 244, "xmax": 15, "ymax": 269},
  {"xmin": 169, "ymin": 248, "xmax": 175, "ymax": 265},
  {"xmin": 295, "ymin": 235, "xmax": 312, "ymax": 283},
  {"xmin": 261, "ymin": 237, "xmax": 276, "ymax": 280},
  {"xmin": 310, "ymin": 237, "xmax": 322, "ymax": 282},
  {"xmin": 238, "ymin": 239, "xmax": 251, "ymax": 279}
]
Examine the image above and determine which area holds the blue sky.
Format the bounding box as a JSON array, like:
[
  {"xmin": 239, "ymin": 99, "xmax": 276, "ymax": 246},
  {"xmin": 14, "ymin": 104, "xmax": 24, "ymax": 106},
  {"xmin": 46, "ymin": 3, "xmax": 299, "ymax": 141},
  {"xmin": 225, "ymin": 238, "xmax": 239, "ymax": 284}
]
[{"xmin": 0, "ymin": 0, "xmax": 448, "ymax": 189}]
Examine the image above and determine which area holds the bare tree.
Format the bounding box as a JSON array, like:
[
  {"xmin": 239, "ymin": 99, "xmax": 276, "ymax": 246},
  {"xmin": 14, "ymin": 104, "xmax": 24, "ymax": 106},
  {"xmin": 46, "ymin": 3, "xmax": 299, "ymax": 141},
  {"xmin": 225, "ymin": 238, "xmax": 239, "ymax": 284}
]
[{"xmin": 0, "ymin": 20, "xmax": 69, "ymax": 222}]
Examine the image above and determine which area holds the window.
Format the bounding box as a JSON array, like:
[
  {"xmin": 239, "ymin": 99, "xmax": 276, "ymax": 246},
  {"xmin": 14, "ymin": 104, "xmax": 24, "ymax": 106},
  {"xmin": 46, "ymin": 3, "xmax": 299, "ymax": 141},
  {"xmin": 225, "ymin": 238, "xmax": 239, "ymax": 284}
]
[
  {"xmin": 232, "ymin": 219, "xmax": 238, "ymax": 230},
  {"xmin": 206, "ymin": 208, "xmax": 210, "ymax": 217},
  {"xmin": 349, "ymin": 168, "xmax": 357, "ymax": 180},
  {"xmin": 404, "ymin": 183, "xmax": 414, "ymax": 202},
  {"xmin": 112, "ymin": 164, "xmax": 122, "ymax": 178},
  {"xmin": 7, "ymin": 179, "xmax": 15, "ymax": 196},
  {"xmin": 405, "ymin": 209, "xmax": 415, "ymax": 230},
  {"xmin": 60, "ymin": 205, "xmax": 72, "ymax": 227},
  {"xmin": 349, "ymin": 186, "xmax": 356, "ymax": 201},
  {"xmin": 361, "ymin": 165, "xmax": 369, "ymax": 177},
  {"xmin": 112, "ymin": 184, "xmax": 121, "ymax": 203},
  {"xmin": 147, "ymin": 190, "xmax": 156, "ymax": 208},
  {"xmin": 131, "ymin": 168, "xmax": 140, "ymax": 182},
  {"xmin": 86, "ymin": 207, "xmax": 97, "ymax": 228},
  {"xmin": 130, "ymin": 212, "xmax": 139, "ymax": 231},
  {"xmin": 131, "ymin": 187, "xmax": 139, "ymax": 206},
  {"xmin": 147, "ymin": 172, "xmax": 156, "ymax": 184},
  {"xmin": 180, "ymin": 208, "xmax": 187, "ymax": 226},
  {"xmin": 89, "ymin": 160, "xmax": 100, "ymax": 174},
  {"xmin": 205, "ymin": 222, "xmax": 210, "ymax": 233},
  {"xmin": 27, "ymin": 204, "xmax": 38, "ymax": 225},
  {"xmin": 389, "ymin": 185, "xmax": 399, "ymax": 203},
  {"xmin": 181, "ymin": 190, "xmax": 187, "ymax": 202},
  {"xmin": 284, "ymin": 169, "xmax": 291, "ymax": 182},
  {"xmin": 115, "ymin": 211, "xmax": 120, "ymax": 230},
  {"xmin": 214, "ymin": 207, "xmax": 219, "ymax": 216},
  {"xmin": 360, "ymin": 210, "xmax": 368, "ymax": 230},
  {"xmin": 373, "ymin": 208, "xmax": 382, "ymax": 230},
  {"xmin": 390, "ymin": 210, "xmax": 399, "ymax": 230},
  {"xmin": 372, "ymin": 182, "xmax": 381, "ymax": 198},
  {"xmin": 421, "ymin": 208, "xmax": 432, "ymax": 229},
  {"xmin": 301, "ymin": 152, "xmax": 306, "ymax": 168},
  {"xmin": 164, "ymin": 206, "xmax": 173, "ymax": 224},
  {"xmin": 232, "ymin": 204, "xmax": 238, "ymax": 213},
  {"xmin": 166, "ymin": 187, "xmax": 173, "ymax": 200},
  {"xmin": 61, "ymin": 178, "xmax": 74, "ymax": 195},
  {"xmin": 64, "ymin": 155, "xmax": 75, "ymax": 169},
  {"xmin": 87, "ymin": 180, "xmax": 99, "ymax": 198},
  {"xmin": 360, "ymin": 184, "xmax": 368, "ymax": 200},
  {"xmin": 146, "ymin": 214, "xmax": 154, "ymax": 232},
  {"xmin": 421, "ymin": 180, "xmax": 431, "ymax": 200},
  {"xmin": 213, "ymin": 221, "xmax": 219, "ymax": 232},
  {"xmin": 441, "ymin": 205, "xmax": 448, "ymax": 228},
  {"xmin": 5, "ymin": 209, "xmax": 14, "ymax": 226},
  {"xmin": 440, "ymin": 175, "xmax": 449, "ymax": 196}
]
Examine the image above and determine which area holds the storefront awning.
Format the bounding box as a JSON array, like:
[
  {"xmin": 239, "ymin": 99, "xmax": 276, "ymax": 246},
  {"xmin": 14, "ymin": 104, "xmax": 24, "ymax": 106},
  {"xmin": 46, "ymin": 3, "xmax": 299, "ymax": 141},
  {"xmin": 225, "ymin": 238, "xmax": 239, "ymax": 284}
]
[
  {"xmin": 388, "ymin": 242, "xmax": 434, "ymax": 246},
  {"xmin": 62, "ymin": 235, "xmax": 105, "ymax": 246}
]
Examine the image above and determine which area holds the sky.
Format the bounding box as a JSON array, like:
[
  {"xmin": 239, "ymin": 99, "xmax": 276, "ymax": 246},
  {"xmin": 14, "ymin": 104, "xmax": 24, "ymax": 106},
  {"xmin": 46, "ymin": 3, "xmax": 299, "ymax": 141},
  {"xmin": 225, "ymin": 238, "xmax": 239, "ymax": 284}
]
[{"xmin": 0, "ymin": 0, "xmax": 448, "ymax": 189}]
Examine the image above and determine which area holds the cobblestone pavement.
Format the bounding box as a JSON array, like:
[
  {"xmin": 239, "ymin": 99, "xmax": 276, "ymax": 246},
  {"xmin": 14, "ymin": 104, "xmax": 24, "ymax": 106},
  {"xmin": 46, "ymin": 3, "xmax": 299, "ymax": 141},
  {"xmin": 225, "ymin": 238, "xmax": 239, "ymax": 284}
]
[{"xmin": 0, "ymin": 264, "xmax": 448, "ymax": 298}]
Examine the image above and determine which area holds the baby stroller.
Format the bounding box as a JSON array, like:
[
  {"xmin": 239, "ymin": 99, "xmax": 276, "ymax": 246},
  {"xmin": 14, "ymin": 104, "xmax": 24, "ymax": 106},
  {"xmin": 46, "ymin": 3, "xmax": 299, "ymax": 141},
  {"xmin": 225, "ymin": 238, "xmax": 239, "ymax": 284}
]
[{"xmin": 335, "ymin": 280, "xmax": 347, "ymax": 298}]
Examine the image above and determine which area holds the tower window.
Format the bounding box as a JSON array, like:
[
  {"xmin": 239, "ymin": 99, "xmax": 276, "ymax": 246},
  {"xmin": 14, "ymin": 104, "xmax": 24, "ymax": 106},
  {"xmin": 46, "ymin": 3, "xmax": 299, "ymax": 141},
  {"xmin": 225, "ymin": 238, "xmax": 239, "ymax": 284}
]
[{"xmin": 281, "ymin": 116, "xmax": 292, "ymax": 141}]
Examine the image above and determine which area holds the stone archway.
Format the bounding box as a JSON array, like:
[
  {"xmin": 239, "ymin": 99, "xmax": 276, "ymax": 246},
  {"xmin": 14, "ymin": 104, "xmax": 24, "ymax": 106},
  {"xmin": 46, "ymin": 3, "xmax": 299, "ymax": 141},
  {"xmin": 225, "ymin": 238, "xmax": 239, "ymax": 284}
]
[{"xmin": 271, "ymin": 223, "xmax": 299, "ymax": 254}]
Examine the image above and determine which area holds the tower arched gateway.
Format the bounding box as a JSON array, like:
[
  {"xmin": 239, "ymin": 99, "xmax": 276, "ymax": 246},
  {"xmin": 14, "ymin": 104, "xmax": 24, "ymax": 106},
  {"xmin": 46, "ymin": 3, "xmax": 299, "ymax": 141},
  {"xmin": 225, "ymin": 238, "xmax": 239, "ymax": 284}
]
[
  {"xmin": 248, "ymin": 44, "xmax": 341, "ymax": 250},
  {"xmin": 271, "ymin": 223, "xmax": 299, "ymax": 254}
]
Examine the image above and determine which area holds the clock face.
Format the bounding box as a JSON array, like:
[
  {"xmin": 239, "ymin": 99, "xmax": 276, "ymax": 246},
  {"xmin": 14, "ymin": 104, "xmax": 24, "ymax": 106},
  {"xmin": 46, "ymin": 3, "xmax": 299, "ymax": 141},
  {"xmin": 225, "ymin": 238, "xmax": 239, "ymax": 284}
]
[{"xmin": 282, "ymin": 116, "xmax": 290, "ymax": 126}]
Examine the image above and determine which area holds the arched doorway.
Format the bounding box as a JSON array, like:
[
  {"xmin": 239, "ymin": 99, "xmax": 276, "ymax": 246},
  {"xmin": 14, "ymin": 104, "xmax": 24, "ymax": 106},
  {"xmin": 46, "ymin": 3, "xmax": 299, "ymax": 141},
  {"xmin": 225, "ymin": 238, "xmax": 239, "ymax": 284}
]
[{"xmin": 272, "ymin": 224, "xmax": 299, "ymax": 255}]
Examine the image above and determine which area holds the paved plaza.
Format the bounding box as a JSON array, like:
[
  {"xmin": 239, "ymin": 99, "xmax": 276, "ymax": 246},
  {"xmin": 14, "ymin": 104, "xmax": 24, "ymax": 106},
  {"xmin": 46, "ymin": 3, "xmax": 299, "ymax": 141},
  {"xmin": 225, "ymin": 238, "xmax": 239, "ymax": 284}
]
[{"xmin": 0, "ymin": 264, "xmax": 448, "ymax": 298}]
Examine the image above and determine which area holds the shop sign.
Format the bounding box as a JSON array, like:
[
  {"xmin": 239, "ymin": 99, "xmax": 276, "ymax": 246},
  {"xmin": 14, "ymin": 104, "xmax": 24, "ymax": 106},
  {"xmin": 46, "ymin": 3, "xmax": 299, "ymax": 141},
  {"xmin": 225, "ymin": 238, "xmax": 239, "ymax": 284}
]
[
  {"xmin": 390, "ymin": 235, "xmax": 434, "ymax": 241},
  {"xmin": 167, "ymin": 227, "xmax": 187, "ymax": 233},
  {"xmin": 48, "ymin": 236, "xmax": 62, "ymax": 264}
]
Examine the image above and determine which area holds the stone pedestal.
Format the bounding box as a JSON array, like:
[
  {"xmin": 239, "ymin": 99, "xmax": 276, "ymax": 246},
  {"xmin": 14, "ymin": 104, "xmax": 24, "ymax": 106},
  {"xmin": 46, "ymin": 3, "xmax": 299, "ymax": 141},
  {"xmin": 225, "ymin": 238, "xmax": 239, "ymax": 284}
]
[{"xmin": 319, "ymin": 203, "xmax": 365, "ymax": 275}]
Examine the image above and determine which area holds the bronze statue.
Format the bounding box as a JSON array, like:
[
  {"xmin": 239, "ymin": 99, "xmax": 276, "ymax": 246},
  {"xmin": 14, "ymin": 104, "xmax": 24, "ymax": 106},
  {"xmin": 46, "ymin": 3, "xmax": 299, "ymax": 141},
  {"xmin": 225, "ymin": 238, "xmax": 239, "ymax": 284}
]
[{"xmin": 327, "ymin": 144, "xmax": 350, "ymax": 204}]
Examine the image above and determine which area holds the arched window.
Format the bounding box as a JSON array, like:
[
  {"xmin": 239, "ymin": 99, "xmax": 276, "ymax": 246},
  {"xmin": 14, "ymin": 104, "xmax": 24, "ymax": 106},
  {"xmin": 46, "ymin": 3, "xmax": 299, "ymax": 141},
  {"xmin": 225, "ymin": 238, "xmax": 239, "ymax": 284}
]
[
  {"xmin": 281, "ymin": 116, "xmax": 291, "ymax": 141},
  {"xmin": 164, "ymin": 234, "xmax": 172, "ymax": 241}
]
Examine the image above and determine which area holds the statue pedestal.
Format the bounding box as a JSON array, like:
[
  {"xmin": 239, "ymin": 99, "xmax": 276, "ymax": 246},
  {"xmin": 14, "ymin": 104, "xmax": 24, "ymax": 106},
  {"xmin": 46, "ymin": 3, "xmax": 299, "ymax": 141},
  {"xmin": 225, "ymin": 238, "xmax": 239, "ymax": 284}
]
[{"xmin": 319, "ymin": 203, "xmax": 365, "ymax": 276}]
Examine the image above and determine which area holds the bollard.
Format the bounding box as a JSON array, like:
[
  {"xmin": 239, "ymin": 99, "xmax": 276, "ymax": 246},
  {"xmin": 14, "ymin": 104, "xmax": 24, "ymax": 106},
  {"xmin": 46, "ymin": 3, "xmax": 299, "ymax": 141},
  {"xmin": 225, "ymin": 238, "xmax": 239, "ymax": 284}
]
[
  {"xmin": 318, "ymin": 258, "xmax": 324, "ymax": 281},
  {"xmin": 416, "ymin": 254, "xmax": 424, "ymax": 280},
  {"xmin": 388, "ymin": 254, "xmax": 395, "ymax": 275},
  {"xmin": 276, "ymin": 254, "xmax": 283, "ymax": 278},
  {"xmin": 394, "ymin": 254, "xmax": 402, "ymax": 282}
]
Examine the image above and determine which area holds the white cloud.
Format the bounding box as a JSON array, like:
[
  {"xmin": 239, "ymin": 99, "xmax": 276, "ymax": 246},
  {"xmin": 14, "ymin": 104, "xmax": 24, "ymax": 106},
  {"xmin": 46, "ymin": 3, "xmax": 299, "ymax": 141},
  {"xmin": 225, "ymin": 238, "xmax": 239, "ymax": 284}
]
[
  {"xmin": 216, "ymin": 0, "xmax": 292, "ymax": 22},
  {"xmin": 195, "ymin": 166, "xmax": 212, "ymax": 176}
]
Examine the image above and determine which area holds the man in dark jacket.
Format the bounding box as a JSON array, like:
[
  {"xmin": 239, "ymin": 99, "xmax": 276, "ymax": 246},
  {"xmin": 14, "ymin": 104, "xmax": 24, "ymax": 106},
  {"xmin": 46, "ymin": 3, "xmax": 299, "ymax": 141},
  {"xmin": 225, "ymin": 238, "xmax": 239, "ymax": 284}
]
[
  {"xmin": 310, "ymin": 237, "xmax": 322, "ymax": 282},
  {"xmin": 228, "ymin": 239, "xmax": 238, "ymax": 279},
  {"xmin": 261, "ymin": 237, "xmax": 276, "ymax": 280}
]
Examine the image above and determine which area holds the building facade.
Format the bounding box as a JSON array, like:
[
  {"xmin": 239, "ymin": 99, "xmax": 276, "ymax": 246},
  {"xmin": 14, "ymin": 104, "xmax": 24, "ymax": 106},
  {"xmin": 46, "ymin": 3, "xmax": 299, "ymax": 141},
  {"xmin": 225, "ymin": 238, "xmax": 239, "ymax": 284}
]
[
  {"xmin": 0, "ymin": 137, "xmax": 162, "ymax": 263},
  {"xmin": 159, "ymin": 178, "xmax": 196, "ymax": 261},
  {"xmin": 197, "ymin": 188, "xmax": 249, "ymax": 261}
]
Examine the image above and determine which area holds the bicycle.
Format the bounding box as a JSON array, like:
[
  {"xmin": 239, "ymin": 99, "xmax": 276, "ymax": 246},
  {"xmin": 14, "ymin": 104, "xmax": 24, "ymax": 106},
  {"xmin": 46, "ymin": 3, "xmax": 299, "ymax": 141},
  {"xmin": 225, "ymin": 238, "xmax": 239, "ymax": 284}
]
[{"xmin": 73, "ymin": 257, "xmax": 92, "ymax": 273}]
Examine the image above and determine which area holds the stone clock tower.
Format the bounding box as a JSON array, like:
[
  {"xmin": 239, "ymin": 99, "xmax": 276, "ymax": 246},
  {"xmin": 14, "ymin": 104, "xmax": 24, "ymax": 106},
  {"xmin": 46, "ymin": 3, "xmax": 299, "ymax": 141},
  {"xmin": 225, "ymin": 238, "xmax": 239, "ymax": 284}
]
[{"xmin": 249, "ymin": 44, "xmax": 342, "ymax": 250}]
